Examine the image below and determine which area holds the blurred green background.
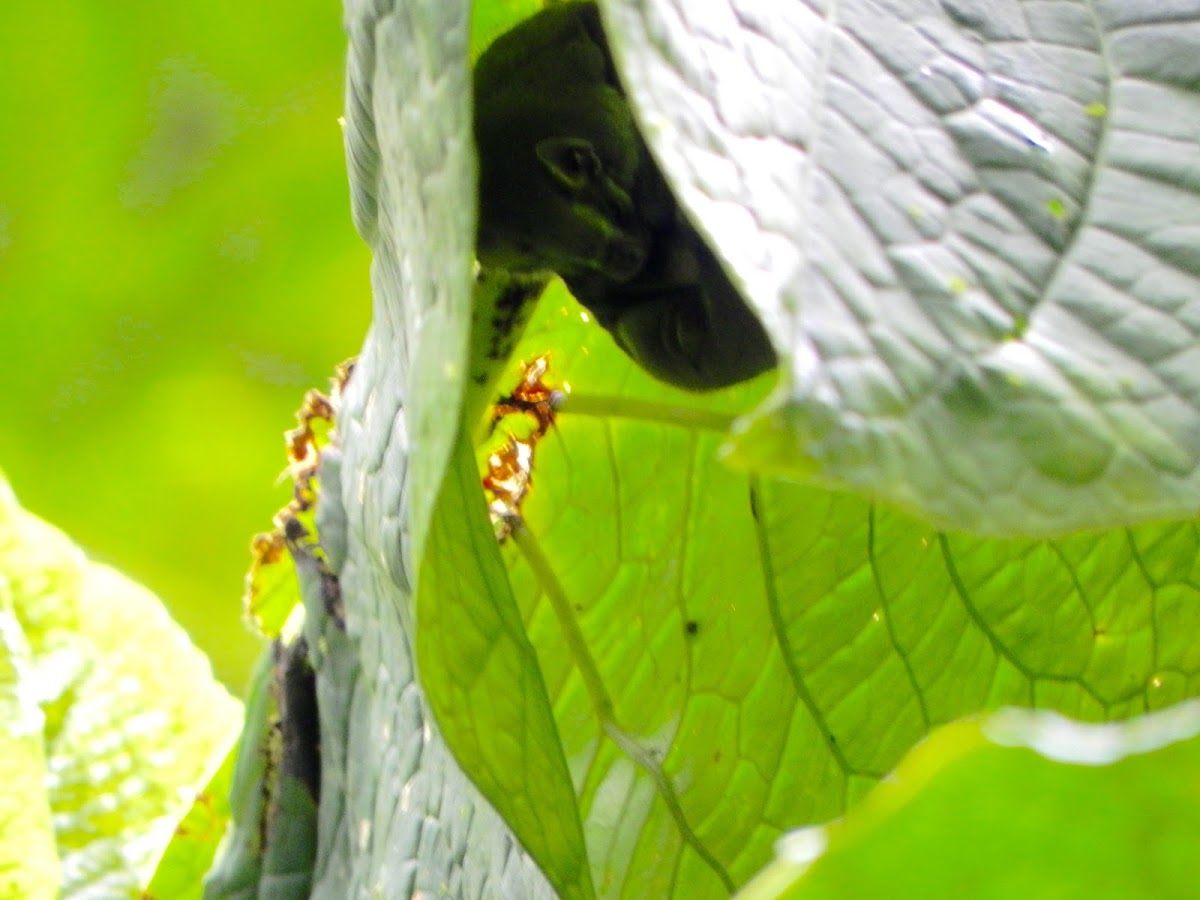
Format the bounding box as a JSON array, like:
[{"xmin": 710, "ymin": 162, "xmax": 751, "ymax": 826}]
[{"xmin": 0, "ymin": 1, "xmax": 371, "ymax": 694}]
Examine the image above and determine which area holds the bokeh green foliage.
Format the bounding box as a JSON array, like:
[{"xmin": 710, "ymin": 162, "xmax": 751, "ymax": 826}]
[{"xmin": 0, "ymin": 0, "xmax": 371, "ymax": 692}]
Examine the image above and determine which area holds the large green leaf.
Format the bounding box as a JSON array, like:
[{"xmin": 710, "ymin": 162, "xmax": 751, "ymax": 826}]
[
  {"xmin": 600, "ymin": 0, "xmax": 1200, "ymax": 536},
  {"xmin": 742, "ymin": 704, "xmax": 1200, "ymax": 899},
  {"xmin": 145, "ymin": 740, "xmax": 237, "ymax": 900},
  {"xmin": 0, "ymin": 574, "xmax": 58, "ymax": 900},
  {"xmin": 446, "ymin": 280, "xmax": 1197, "ymax": 895},
  {"xmin": 0, "ymin": 469, "xmax": 241, "ymax": 898}
]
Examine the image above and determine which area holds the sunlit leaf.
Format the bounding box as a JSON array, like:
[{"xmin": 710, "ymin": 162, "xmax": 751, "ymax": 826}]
[
  {"xmin": 743, "ymin": 704, "xmax": 1200, "ymax": 899},
  {"xmin": 0, "ymin": 469, "xmax": 241, "ymax": 897},
  {"xmin": 144, "ymin": 744, "xmax": 236, "ymax": 900}
]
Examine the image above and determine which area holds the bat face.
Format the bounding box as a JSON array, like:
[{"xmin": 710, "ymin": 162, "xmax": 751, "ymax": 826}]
[
  {"xmin": 473, "ymin": 1, "xmax": 777, "ymax": 391},
  {"xmin": 475, "ymin": 89, "xmax": 648, "ymax": 283}
]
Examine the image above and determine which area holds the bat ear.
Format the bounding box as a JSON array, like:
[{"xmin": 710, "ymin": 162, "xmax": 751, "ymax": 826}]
[{"xmin": 536, "ymin": 137, "xmax": 603, "ymax": 190}]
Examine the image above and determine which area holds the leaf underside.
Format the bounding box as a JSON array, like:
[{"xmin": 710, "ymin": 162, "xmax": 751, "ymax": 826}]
[{"xmin": 601, "ymin": 0, "xmax": 1200, "ymax": 536}]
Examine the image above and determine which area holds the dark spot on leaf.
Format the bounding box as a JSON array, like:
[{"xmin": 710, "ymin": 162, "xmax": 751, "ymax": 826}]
[{"xmin": 283, "ymin": 517, "xmax": 308, "ymax": 542}]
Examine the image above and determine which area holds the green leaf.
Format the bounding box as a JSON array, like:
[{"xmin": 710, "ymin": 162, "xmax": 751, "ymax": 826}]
[
  {"xmin": 144, "ymin": 743, "xmax": 237, "ymax": 900},
  {"xmin": 599, "ymin": 0, "xmax": 1200, "ymax": 536},
  {"xmin": 419, "ymin": 431, "xmax": 593, "ymax": 899},
  {"xmin": 203, "ymin": 632, "xmax": 322, "ymax": 900},
  {"xmin": 0, "ymin": 468, "xmax": 241, "ymax": 897},
  {"xmin": 201, "ymin": 647, "xmax": 275, "ymax": 900},
  {"xmin": 743, "ymin": 704, "xmax": 1200, "ymax": 899},
  {"xmin": 341, "ymin": 0, "xmax": 480, "ymax": 575},
  {"xmin": 441, "ymin": 282, "xmax": 1200, "ymax": 894},
  {"xmin": 0, "ymin": 586, "xmax": 59, "ymax": 899}
]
